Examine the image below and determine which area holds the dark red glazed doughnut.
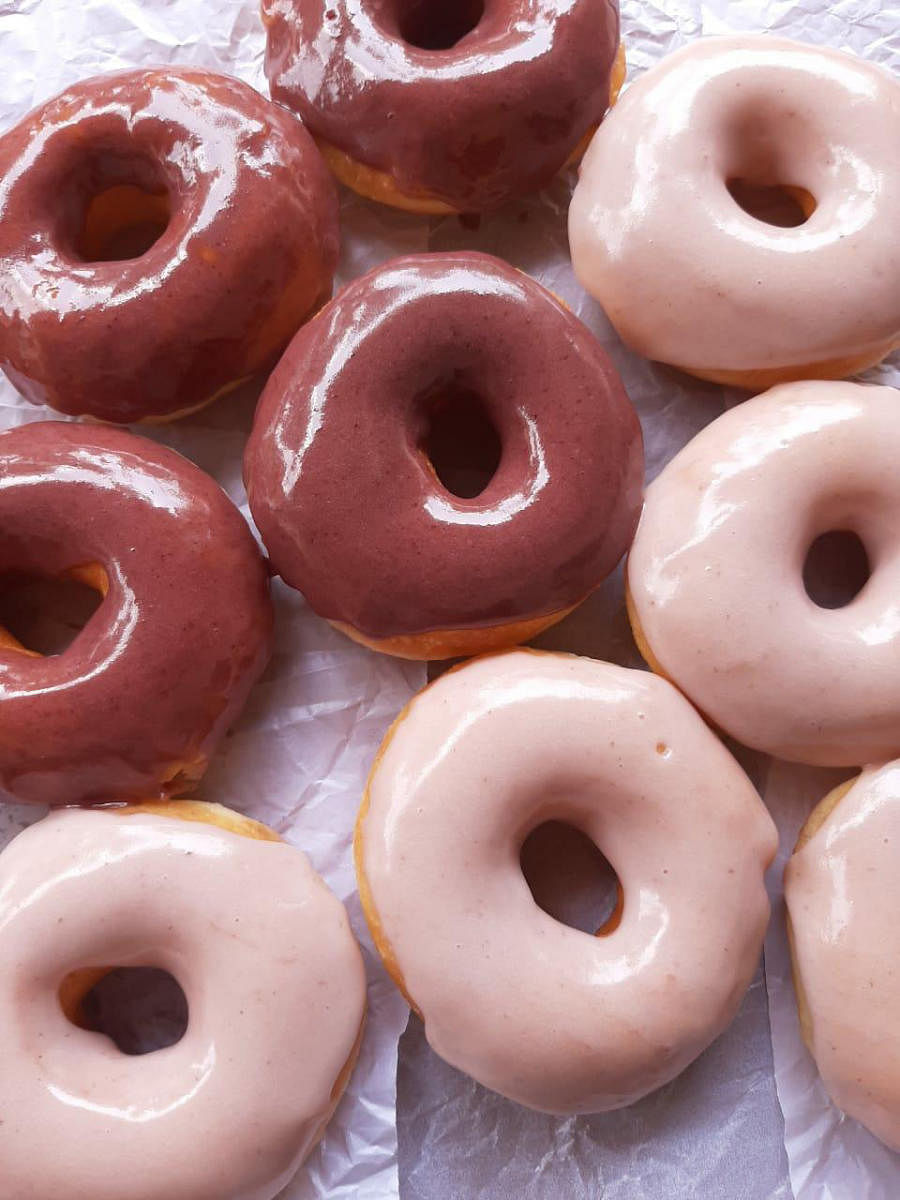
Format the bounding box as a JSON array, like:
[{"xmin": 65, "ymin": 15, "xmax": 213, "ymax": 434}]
[
  {"xmin": 0, "ymin": 422, "xmax": 273, "ymax": 806},
  {"xmin": 244, "ymin": 252, "xmax": 643, "ymax": 660},
  {"xmin": 0, "ymin": 69, "xmax": 339, "ymax": 423},
  {"xmin": 262, "ymin": 0, "xmax": 621, "ymax": 212}
]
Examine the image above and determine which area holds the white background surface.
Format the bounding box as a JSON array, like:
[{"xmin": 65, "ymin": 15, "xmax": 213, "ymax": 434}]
[{"xmin": 0, "ymin": 0, "xmax": 898, "ymax": 1197}]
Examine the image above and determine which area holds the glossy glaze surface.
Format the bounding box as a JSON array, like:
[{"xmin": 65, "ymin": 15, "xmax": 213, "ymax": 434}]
[
  {"xmin": 569, "ymin": 37, "xmax": 900, "ymax": 375},
  {"xmin": 244, "ymin": 252, "xmax": 643, "ymax": 641},
  {"xmin": 0, "ymin": 421, "xmax": 272, "ymax": 805},
  {"xmin": 627, "ymin": 380, "xmax": 900, "ymax": 766},
  {"xmin": 786, "ymin": 763, "xmax": 900, "ymax": 1150},
  {"xmin": 0, "ymin": 807, "xmax": 366, "ymax": 1200},
  {"xmin": 0, "ymin": 68, "xmax": 339, "ymax": 423},
  {"xmin": 360, "ymin": 650, "xmax": 776, "ymax": 1114},
  {"xmin": 263, "ymin": 0, "xmax": 619, "ymax": 211}
]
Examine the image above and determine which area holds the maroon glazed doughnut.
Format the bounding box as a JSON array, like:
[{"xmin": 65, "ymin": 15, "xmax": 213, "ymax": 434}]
[
  {"xmin": 0, "ymin": 422, "xmax": 273, "ymax": 806},
  {"xmin": 0, "ymin": 69, "xmax": 338, "ymax": 423},
  {"xmin": 244, "ymin": 252, "xmax": 643, "ymax": 660},
  {"xmin": 262, "ymin": 0, "xmax": 622, "ymax": 213}
]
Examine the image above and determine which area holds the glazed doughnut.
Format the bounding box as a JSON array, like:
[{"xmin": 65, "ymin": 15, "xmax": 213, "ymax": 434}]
[
  {"xmin": 569, "ymin": 37, "xmax": 900, "ymax": 388},
  {"xmin": 0, "ymin": 421, "xmax": 272, "ymax": 806},
  {"xmin": 785, "ymin": 762, "xmax": 900, "ymax": 1151},
  {"xmin": 262, "ymin": 0, "xmax": 623, "ymax": 213},
  {"xmin": 244, "ymin": 252, "xmax": 643, "ymax": 660},
  {"xmin": 0, "ymin": 68, "xmax": 338, "ymax": 423},
  {"xmin": 356, "ymin": 650, "xmax": 776, "ymax": 1113},
  {"xmin": 626, "ymin": 380, "xmax": 900, "ymax": 766},
  {"xmin": 0, "ymin": 801, "xmax": 366, "ymax": 1200}
]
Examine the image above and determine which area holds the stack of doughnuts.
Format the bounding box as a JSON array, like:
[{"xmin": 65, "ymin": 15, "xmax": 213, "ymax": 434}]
[{"xmin": 0, "ymin": 2, "xmax": 898, "ymax": 1195}]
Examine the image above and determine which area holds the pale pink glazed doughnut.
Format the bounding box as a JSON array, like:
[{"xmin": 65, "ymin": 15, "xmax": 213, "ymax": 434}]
[
  {"xmin": 0, "ymin": 805, "xmax": 366, "ymax": 1200},
  {"xmin": 786, "ymin": 762, "xmax": 900, "ymax": 1150},
  {"xmin": 569, "ymin": 37, "xmax": 900, "ymax": 389},
  {"xmin": 356, "ymin": 650, "xmax": 776, "ymax": 1114},
  {"xmin": 627, "ymin": 380, "xmax": 900, "ymax": 767}
]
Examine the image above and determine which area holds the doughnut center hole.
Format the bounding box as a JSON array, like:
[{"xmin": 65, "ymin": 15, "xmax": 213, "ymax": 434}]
[
  {"xmin": 0, "ymin": 569, "xmax": 105, "ymax": 656},
  {"xmin": 726, "ymin": 178, "xmax": 815, "ymax": 228},
  {"xmin": 398, "ymin": 0, "xmax": 485, "ymax": 50},
  {"xmin": 803, "ymin": 530, "xmax": 871, "ymax": 609},
  {"xmin": 419, "ymin": 380, "xmax": 502, "ymax": 499},
  {"xmin": 520, "ymin": 821, "xmax": 622, "ymax": 936},
  {"xmin": 60, "ymin": 967, "xmax": 189, "ymax": 1056},
  {"xmin": 75, "ymin": 183, "xmax": 171, "ymax": 262}
]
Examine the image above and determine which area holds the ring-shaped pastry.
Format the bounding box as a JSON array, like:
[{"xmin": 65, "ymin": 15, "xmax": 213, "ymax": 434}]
[
  {"xmin": 263, "ymin": 0, "xmax": 622, "ymax": 212},
  {"xmin": 0, "ymin": 421, "xmax": 272, "ymax": 806},
  {"xmin": 627, "ymin": 380, "xmax": 900, "ymax": 767},
  {"xmin": 357, "ymin": 650, "xmax": 776, "ymax": 1113},
  {"xmin": 0, "ymin": 68, "xmax": 339, "ymax": 422},
  {"xmin": 244, "ymin": 252, "xmax": 643, "ymax": 660},
  {"xmin": 570, "ymin": 36, "xmax": 900, "ymax": 389},
  {"xmin": 786, "ymin": 762, "xmax": 900, "ymax": 1151},
  {"xmin": 0, "ymin": 802, "xmax": 366, "ymax": 1200}
]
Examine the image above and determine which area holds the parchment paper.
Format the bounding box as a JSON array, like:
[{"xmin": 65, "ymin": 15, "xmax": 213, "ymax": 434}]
[{"xmin": 0, "ymin": 0, "xmax": 899, "ymax": 1197}]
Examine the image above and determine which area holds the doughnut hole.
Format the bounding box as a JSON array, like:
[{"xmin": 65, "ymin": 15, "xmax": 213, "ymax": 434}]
[
  {"xmin": 726, "ymin": 179, "xmax": 815, "ymax": 228},
  {"xmin": 721, "ymin": 101, "xmax": 818, "ymax": 229},
  {"xmin": 417, "ymin": 379, "xmax": 502, "ymax": 499},
  {"xmin": 0, "ymin": 566, "xmax": 106, "ymax": 656},
  {"xmin": 520, "ymin": 821, "xmax": 623, "ymax": 937},
  {"xmin": 397, "ymin": 0, "xmax": 485, "ymax": 50},
  {"xmin": 59, "ymin": 967, "xmax": 189, "ymax": 1056},
  {"xmin": 57, "ymin": 146, "xmax": 172, "ymax": 263},
  {"xmin": 803, "ymin": 530, "xmax": 871, "ymax": 609},
  {"xmin": 78, "ymin": 184, "xmax": 171, "ymax": 261}
]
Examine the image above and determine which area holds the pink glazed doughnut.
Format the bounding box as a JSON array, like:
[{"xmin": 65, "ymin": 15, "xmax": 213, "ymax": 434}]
[
  {"xmin": 357, "ymin": 650, "xmax": 776, "ymax": 1114},
  {"xmin": 569, "ymin": 37, "xmax": 900, "ymax": 389},
  {"xmin": 786, "ymin": 763, "xmax": 900, "ymax": 1151},
  {"xmin": 0, "ymin": 803, "xmax": 366, "ymax": 1200},
  {"xmin": 627, "ymin": 380, "xmax": 900, "ymax": 766}
]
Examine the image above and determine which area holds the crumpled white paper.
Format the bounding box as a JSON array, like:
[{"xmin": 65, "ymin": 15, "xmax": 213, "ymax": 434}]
[{"xmin": 1, "ymin": 0, "xmax": 899, "ymax": 1197}]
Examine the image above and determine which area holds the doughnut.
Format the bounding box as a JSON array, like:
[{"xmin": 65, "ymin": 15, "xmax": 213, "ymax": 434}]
[
  {"xmin": 569, "ymin": 37, "xmax": 900, "ymax": 389},
  {"xmin": 0, "ymin": 801, "xmax": 366, "ymax": 1200},
  {"xmin": 627, "ymin": 379, "xmax": 900, "ymax": 767},
  {"xmin": 262, "ymin": 0, "xmax": 624, "ymax": 213},
  {"xmin": 0, "ymin": 68, "xmax": 339, "ymax": 423},
  {"xmin": 244, "ymin": 251, "xmax": 643, "ymax": 660},
  {"xmin": 0, "ymin": 421, "xmax": 272, "ymax": 806},
  {"xmin": 785, "ymin": 762, "xmax": 900, "ymax": 1150},
  {"xmin": 356, "ymin": 650, "xmax": 777, "ymax": 1113}
]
